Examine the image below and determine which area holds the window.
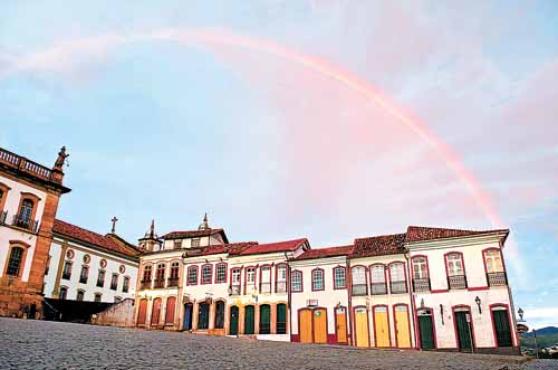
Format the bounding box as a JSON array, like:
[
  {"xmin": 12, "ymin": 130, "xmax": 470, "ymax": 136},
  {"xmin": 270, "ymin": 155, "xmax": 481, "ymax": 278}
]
[
  {"xmin": 412, "ymin": 257, "xmax": 430, "ymax": 292},
  {"xmin": 351, "ymin": 266, "xmax": 367, "ymax": 296},
  {"xmin": 173, "ymin": 240, "xmax": 182, "ymax": 249},
  {"xmin": 79, "ymin": 265, "xmax": 89, "ymax": 284},
  {"xmin": 110, "ymin": 273, "xmax": 118, "ymax": 290},
  {"xmin": 94, "ymin": 293, "xmax": 102, "ymax": 303},
  {"xmin": 97, "ymin": 270, "xmax": 105, "ymax": 288},
  {"xmin": 155, "ymin": 263, "xmax": 166, "ymax": 288},
  {"xmin": 446, "ymin": 253, "xmax": 467, "ymax": 289},
  {"xmin": 290, "ymin": 270, "xmax": 302, "ymax": 292},
  {"xmin": 389, "ymin": 262, "xmax": 407, "ymax": 294},
  {"xmin": 18, "ymin": 199, "xmax": 34, "ymax": 226},
  {"xmin": 6, "ymin": 246, "xmax": 24, "ymax": 276},
  {"xmin": 214, "ymin": 301, "xmax": 225, "ymax": 329},
  {"xmin": 62, "ymin": 261, "xmax": 72, "ymax": 280},
  {"xmin": 276, "ymin": 264, "xmax": 287, "ymax": 293},
  {"xmin": 484, "ymin": 249, "xmax": 507, "ymax": 286},
  {"xmin": 245, "ymin": 266, "xmax": 256, "ymax": 292},
  {"xmin": 76, "ymin": 290, "xmax": 85, "ymax": 301},
  {"xmin": 168, "ymin": 262, "xmax": 180, "ymax": 286},
  {"xmin": 142, "ymin": 265, "xmax": 152, "ymax": 281},
  {"xmin": 122, "ymin": 276, "xmax": 130, "ymax": 293},
  {"xmin": 191, "ymin": 238, "xmax": 200, "ymax": 247},
  {"xmin": 260, "ymin": 265, "xmax": 271, "ymax": 293},
  {"xmin": 230, "ymin": 268, "xmax": 241, "ymax": 294},
  {"xmin": 311, "ymin": 268, "xmax": 325, "ymax": 291},
  {"xmin": 333, "ymin": 266, "xmax": 346, "ymax": 289},
  {"xmin": 201, "ymin": 264, "xmax": 213, "ymax": 284},
  {"xmin": 215, "ymin": 263, "xmax": 227, "ymax": 284},
  {"xmin": 59, "ymin": 286, "xmax": 68, "ymax": 300},
  {"xmin": 370, "ymin": 264, "xmax": 387, "ymax": 295},
  {"xmin": 44, "ymin": 255, "xmax": 51, "ymax": 276},
  {"xmin": 187, "ymin": 266, "xmax": 198, "ymax": 285}
]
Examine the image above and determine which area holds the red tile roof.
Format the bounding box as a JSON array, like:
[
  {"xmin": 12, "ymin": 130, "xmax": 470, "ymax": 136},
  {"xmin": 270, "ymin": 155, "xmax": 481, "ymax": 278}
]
[
  {"xmin": 53, "ymin": 219, "xmax": 141, "ymax": 258},
  {"xmin": 405, "ymin": 226, "xmax": 509, "ymax": 243},
  {"xmin": 351, "ymin": 233, "xmax": 406, "ymax": 258},
  {"xmin": 295, "ymin": 245, "xmax": 354, "ymax": 260},
  {"xmin": 231, "ymin": 238, "xmax": 308, "ymax": 256},
  {"xmin": 162, "ymin": 229, "xmax": 228, "ymax": 243}
]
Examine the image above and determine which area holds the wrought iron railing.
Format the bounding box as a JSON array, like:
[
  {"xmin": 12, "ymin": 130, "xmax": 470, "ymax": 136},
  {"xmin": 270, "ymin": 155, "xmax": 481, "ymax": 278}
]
[
  {"xmin": 154, "ymin": 279, "xmax": 165, "ymax": 288},
  {"xmin": 487, "ymin": 272, "xmax": 507, "ymax": 286},
  {"xmin": 370, "ymin": 282, "xmax": 387, "ymax": 295},
  {"xmin": 448, "ymin": 275, "xmax": 467, "ymax": 290},
  {"xmin": 79, "ymin": 275, "xmax": 88, "ymax": 284},
  {"xmin": 413, "ymin": 278, "xmax": 431, "ymax": 292},
  {"xmin": 12, "ymin": 214, "xmax": 39, "ymax": 233},
  {"xmin": 0, "ymin": 211, "xmax": 7, "ymax": 225},
  {"xmin": 352, "ymin": 283, "xmax": 367, "ymax": 296},
  {"xmin": 62, "ymin": 271, "xmax": 71, "ymax": 280},
  {"xmin": 167, "ymin": 277, "xmax": 180, "ymax": 287},
  {"xmin": 260, "ymin": 282, "xmax": 272, "ymax": 294},
  {"xmin": 140, "ymin": 280, "xmax": 152, "ymax": 290},
  {"xmin": 275, "ymin": 281, "xmax": 287, "ymax": 293},
  {"xmin": 390, "ymin": 280, "xmax": 407, "ymax": 294}
]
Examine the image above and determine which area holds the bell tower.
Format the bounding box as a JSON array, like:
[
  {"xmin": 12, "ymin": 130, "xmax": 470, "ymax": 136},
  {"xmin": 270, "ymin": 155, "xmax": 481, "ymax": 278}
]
[{"xmin": 138, "ymin": 219, "xmax": 161, "ymax": 252}]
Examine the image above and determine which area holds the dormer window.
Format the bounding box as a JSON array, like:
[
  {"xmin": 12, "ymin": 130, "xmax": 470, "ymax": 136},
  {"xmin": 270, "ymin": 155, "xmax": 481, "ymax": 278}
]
[
  {"xmin": 173, "ymin": 240, "xmax": 182, "ymax": 249},
  {"xmin": 191, "ymin": 238, "xmax": 201, "ymax": 248}
]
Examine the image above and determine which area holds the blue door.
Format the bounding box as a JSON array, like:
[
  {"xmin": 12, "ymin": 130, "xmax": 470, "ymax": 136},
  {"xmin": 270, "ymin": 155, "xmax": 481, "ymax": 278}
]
[{"xmin": 183, "ymin": 303, "xmax": 193, "ymax": 331}]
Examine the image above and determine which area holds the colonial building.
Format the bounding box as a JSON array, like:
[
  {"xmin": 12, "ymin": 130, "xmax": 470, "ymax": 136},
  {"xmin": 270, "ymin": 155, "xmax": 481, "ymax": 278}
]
[{"xmin": 0, "ymin": 146, "xmax": 70, "ymax": 317}]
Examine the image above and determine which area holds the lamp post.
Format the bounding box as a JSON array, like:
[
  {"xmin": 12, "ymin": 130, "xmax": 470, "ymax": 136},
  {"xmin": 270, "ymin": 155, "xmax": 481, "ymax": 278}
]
[{"xmin": 474, "ymin": 296, "xmax": 482, "ymax": 314}]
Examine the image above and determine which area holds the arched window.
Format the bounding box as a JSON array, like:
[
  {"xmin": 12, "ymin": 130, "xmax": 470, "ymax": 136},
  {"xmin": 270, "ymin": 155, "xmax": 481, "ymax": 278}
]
[
  {"xmin": 290, "ymin": 270, "xmax": 303, "ymax": 292},
  {"xmin": 142, "ymin": 265, "xmax": 152, "ymax": 281},
  {"xmin": 370, "ymin": 264, "xmax": 386, "ymax": 295},
  {"xmin": 351, "ymin": 266, "xmax": 367, "ymax": 296},
  {"xmin": 168, "ymin": 262, "xmax": 180, "ymax": 286},
  {"xmin": 484, "ymin": 249, "xmax": 507, "ymax": 286},
  {"xmin": 187, "ymin": 266, "xmax": 198, "ymax": 285},
  {"xmin": 155, "ymin": 263, "xmax": 166, "ymax": 288},
  {"xmin": 215, "ymin": 263, "xmax": 227, "ymax": 284},
  {"xmin": 6, "ymin": 246, "xmax": 24, "ymax": 276},
  {"xmin": 201, "ymin": 264, "xmax": 213, "ymax": 285},
  {"xmin": 333, "ymin": 266, "xmax": 346, "ymax": 289},
  {"xmin": 76, "ymin": 290, "xmax": 85, "ymax": 301},
  {"xmin": 311, "ymin": 268, "xmax": 325, "ymax": 291},
  {"xmin": 260, "ymin": 265, "xmax": 271, "ymax": 293},
  {"xmin": 275, "ymin": 264, "xmax": 288, "ymax": 293},
  {"xmin": 446, "ymin": 253, "xmax": 467, "ymax": 289},
  {"xmin": 230, "ymin": 268, "xmax": 241, "ymax": 294},
  {"xmin": 411, "ymin": 257, "xmax": 430, "ymax": 292},
  {"xmin": 59, "ymin": 286, "xmax": 68, "ymax": 300},
  {"xmin": 214, "ymin": 301, "xmax": 225, "ymax": 329},
  {"xmin": 122, "ymin": 276, "xmax": 130, "ymax": 293},
  {"xmin": 389, "ymin": 262, "xmax": 407, "ymax": 294}
]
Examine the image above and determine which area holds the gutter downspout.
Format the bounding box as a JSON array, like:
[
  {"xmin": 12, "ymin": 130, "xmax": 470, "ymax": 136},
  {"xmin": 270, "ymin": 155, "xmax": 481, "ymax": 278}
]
[
  {"xmin": 346, "ymin": 256, "xmax": 353, "ymax": 346},
  {"xmin": 405, "ymin": 248, "xmax": 420, "ymax": 350},
  {"xmin": 285, "ymin": 252, "xmax": 293, "ymax": 342}
]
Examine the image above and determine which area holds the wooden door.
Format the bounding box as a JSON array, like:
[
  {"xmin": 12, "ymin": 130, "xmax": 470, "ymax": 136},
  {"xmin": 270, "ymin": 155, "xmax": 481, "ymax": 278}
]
[
  {"xmin": 354, "ymin": 307, "xmax": 369, "ymax": 347},
  {"xmin": 455, "ymin": 311, "xmax": 473, "ymax": 351},
  {"xmin": 492, "ymin": 309, "xmax": 512, "ymax": 347},
  {"xmin": 229, "ymin": 306, "xmax": 239, "ymax": 335},
  {"xmin": 260, "ymin": 305, "xmax": 271, "ymax": 334},
  {"xmin": 183, "ymin": 303, "xmax": 193, "ymax": 330},
  {"xmin": 151, "ymin": 298, "xmax": 162, "ymax": 326},
  {"xmin": 394, "ymin": 305, "xmax": 411, "ymax": 348},
  {"xmin": 418, "ymin": 313, "xmax": 434, "ymax": 350},
  {"xmin": 374, "ymin": 306, "xmax": 390, "ymax": 347},
  {"xmin": 137, "ymin": 299, "xmax": 147, "ymax": 325},
  {"xmin": 244, "ymin": 305, "xmax": 255, "ymax": 334},
  {"xmin": 335, "ymin": 307, "xmax": 347, "ymax": 344},
  {"xmin": 165, "ymin": 297, "xmax": 176, "ymax": 325},
  {"xmin": 198, "ymin": 303, "xmax": 209, "ymax": 330},
  {"xmin": 313, "ymin": 308, "xmax": 327, "ymax": 344},
  {"xmin": 299, "ymin": 309, "xmax": 313, "ymax": 343}
]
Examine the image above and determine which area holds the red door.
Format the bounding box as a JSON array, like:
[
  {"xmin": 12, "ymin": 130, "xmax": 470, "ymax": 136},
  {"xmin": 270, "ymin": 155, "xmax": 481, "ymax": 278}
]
[
  {"xmin": 137, "ymin": 299, "xmax": 147, "ymax": 326},
  {"xmin": 165, "ymin": 297, "xmax": 176, "ymax": 325},
  {"xmin": 151, "ymin": 298, "xmax": 162, "ymax": 326}
]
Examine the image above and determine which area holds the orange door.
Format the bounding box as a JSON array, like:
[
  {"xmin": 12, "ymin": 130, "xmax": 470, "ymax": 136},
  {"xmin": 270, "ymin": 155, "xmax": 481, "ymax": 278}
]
[
  {"xmin": 394, "ymin": 305, "xmax": 411, "ymax": 348},
  {"xmin": 151, "ymin": 298, "xmax": 162, "ymax": 326},
  {"xmin": 299, "ymin": 309, "xmax": 313, "ymax": 343},
  {"xmin": 137, "ymin": 299, "xmax": 147, "ymax": 325},
  {"xmin": 313, "ymin": 308, "xmax": 327, "ymax": 344},
  {"xmin": 374, "ymin": 306, "xmax": 390, "ymax": 347},
  {"xmin": 336, "ymin": 307, "xmax": 348, "ymax": 344},
  {"xmin": 165, "ymin": 297, "xmax": 176, "ymax": 325},
  {"xmin": 354, "ymin": 307, "xmax": 370, "ymax": 347}
]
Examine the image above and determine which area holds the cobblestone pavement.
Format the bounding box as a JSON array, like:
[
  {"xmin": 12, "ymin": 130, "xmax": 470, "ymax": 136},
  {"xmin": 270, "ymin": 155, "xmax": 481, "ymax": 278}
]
[{"xmin": 0, "ymin": 318, "xmax": 555, "ymax": 370}]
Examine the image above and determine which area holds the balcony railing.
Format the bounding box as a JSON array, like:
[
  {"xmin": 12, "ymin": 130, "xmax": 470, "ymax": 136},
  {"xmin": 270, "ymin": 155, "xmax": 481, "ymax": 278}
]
[
  {"xmin": 230, "ymin": 284, "xmax": 241, "ymax": 295},
  {"xmin": 154, "ymin": 279, "xmax": 165, "ymax": 288},
  {"xmin": 0, "ymin": 211, "xmax": 7, "ymax": 225},
  {"xmin": 140, "ymin": 280, "xmax": 152, "ymax": 290},
  {"xmin": 413, "ymin": 278, "xmax": 431, "ymax": 292},
  {"xmin": 352, "ymin": 283, "xmax": 367, "ymax": 296},
  {"xmin": 12, "ymin": 214, "xmax": 39, "ymax": 233},
  {"xmin": 260, "ymin": 282, "xmax": 272, "ymax": 294},
  {"xmin": 448, "ymin": 275, "xmax": 467, "ymax": 290},
  {"xmin": 487, "ymin": 272, "xmax": 507, "ymax": 286},
  {"xmin": 390, "ymin": 281, "xmax": 407, "ymax": 294},
  {"xmin": 275, "ymin": 281, "xmax": 287, "ymax": 293},
  {"xmin": 370, "ymin": 282, "xmax": 387, "ymax": 295},
  {"xmin": 167, "ymin": 277, "xmax": 179, "ymax": 287},
  {"xmin": 0, "ymin": 147, "xmax": 56, "ymax": 182}
]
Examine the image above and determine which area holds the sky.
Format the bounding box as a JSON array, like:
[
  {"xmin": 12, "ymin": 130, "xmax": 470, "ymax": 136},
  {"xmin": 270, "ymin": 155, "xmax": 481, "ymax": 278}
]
[{"xmin": 1, "ymin": 1, "xmax": 557, "ymax": 328}]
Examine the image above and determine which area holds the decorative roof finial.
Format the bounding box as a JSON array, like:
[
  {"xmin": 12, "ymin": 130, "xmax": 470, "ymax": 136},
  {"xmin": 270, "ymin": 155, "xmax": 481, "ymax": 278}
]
[
  {"xmin": 54, "ymin": 146, "xmax": 70, "ymax": 171},
  {"xmin": 198, "ymin": 213, "xmax": 210, "ymax": 230},
  {"xmin": 149, "ymin": 219, "xmax": 155, "ymax": 238},
  {"xmin": 111, "ymin": 216, "xmax": 118, "ymax": 234}
]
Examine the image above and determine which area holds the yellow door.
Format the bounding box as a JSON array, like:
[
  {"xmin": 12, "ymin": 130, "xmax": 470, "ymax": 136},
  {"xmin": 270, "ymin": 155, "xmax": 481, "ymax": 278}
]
[
  {"xmin": 395, "ymin": 305, "xmax": 411, "ymax": 348},
  {"xmin": 374, "ymin": 306, "xmax": 390, "ymax": 347},
  {"xmin": 354, "ymin": 307, "xmax": 370, "ymax": 347},
  {"xmin": 299, "ymin": 309, "xmax": 313, "ymax": 343},
  {"xmin": 314, "ymin": 308, "xmax": 327, "ymax": 344},
  {"xmin": 336, "ymin": 307, "xmax": 347, "ymax": 344}
]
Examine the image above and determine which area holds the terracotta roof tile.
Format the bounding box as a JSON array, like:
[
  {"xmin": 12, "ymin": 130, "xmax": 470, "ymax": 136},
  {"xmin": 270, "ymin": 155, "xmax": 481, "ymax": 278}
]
[
  {"xmin": 162, "ymin": 228, "xmax": 228, "ymax": 243},
  {"xmin": 53, "ymin": 219, "xmax": 140, "ymax": 258},
  {"xmin": 295, "ymin": 245, "xmax": 353, "ymax": 260},
  {"xmin": 405, "ymin": 226, "xmax": 509, "ymax": 243},
  {"xmin": 231, "ymin": 238, "xmax": 308, "ymax": 256},
  {"xmin": 351, "ymin": 233, "xmax": 406, "ymax": 258}
]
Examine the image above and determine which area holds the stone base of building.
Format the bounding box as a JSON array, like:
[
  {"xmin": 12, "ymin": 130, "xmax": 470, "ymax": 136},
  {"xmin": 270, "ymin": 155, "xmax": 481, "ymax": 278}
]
[
  {"xmin": 434, "ymin": 347, "xmax": 521, "ymax": 356},
  {"xmin": 0, "ymin": 277, "xmax": 43, "ymax": 319}
]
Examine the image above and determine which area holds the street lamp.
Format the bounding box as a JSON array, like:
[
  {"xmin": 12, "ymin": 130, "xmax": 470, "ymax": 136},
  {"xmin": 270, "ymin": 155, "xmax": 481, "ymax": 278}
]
[
  {"xmin": 517, "ymin": 307, "xmax": 524, "ymax": 322},
  {"xmin": 474, "ymin": 296, "xmax": 482, "ymax": 314}
]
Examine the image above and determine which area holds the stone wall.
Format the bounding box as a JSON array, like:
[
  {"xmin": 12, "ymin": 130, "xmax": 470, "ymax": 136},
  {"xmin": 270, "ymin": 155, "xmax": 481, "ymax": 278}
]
[{"xmin": 92, "ymin": 298, "xmax": 135, "ymax": 327}]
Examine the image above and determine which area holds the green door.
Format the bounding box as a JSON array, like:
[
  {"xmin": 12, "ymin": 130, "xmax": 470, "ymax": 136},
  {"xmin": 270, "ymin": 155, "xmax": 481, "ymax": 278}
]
[
  {"xmin": 455, "ymin": 311, "xmax": 472, "ymax": 351},
  {"xmin": 259, "ymin": 305, "xmax": 271, "ymax": 334},
  {"xmin": 492, "ymin": 310, "xmax": 512, "ymax": 347},
  {"xmin": 229, "ymin": 306, "xmax": 239, "ymax": 335},
  {"xmin": 244, "ymin": 305, "xmax": 255, "ymax": 334},
  {"xmin": 418, "ymin": 315, "xmax": 434, "ymax": 350},
  {"xmin": 277, "ymin": 304, "xmax": 287, "ymax": 334}
]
